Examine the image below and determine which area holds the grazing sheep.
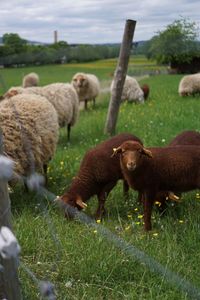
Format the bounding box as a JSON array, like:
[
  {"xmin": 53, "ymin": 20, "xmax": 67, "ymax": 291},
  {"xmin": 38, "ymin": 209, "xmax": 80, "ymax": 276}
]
[
  {"xmin": 60, "ymin": 133, "xmax": 143, "ymax": 219},
  {"xmin": 155, "ymin": 130, "xmax": 200, "ymax": 211},
  {"xmin": 110, "ymin": 75, "xmax": 144, "ymax": 104},
  {"xmin": 4, "ymin": 83, "xmax": 79, "ymax": 141},
  {"xmin": 71, "ymin": 72, "xmax": 100, "ymax": 109},
  {"xmin": 178, "ymin": 73, "xmax": 200, "ymax": 96},
  {"xmin": 169, "ymin": 130, "xmax": 200, "ymax": 146},
  {"xmin": 0, "ymin": 93, "xmax": 59, "ymax": 184},
  {"xmin": 22, "ymin": 72, "xmax": 39, "ymax": 88},
  {"xmin": 113, "ymin": 141, "xmax": 200, "ymax": 231},
  {"xmin": 140, "ymin": 84, "xmax": 150, "ymax": 100}
]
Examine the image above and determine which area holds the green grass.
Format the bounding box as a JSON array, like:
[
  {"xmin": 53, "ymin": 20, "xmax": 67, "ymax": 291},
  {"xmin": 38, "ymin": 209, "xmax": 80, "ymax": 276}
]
[{"xmin": 1, "ymin": 56, "xmax": 200, "ymax": 299}]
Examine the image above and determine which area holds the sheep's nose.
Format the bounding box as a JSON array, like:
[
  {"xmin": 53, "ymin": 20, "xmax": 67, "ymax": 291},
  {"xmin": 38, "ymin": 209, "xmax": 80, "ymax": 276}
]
[{"xmin": 127, "ymin": 162, "xmax": 136, "ymax": 171}]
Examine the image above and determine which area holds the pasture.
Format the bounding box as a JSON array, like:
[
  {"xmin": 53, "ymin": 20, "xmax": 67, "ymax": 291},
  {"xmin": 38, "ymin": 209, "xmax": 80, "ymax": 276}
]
[{"xmin": 1, "ymin": 56, "xmax": 200, "ymax": 299}]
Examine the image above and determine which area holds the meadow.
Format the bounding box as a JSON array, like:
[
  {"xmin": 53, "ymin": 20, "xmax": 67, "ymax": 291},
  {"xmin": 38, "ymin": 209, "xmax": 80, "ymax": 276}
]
[{"xmin": 1, "ymin": 56, "xmax": 200, "ymax": 299}]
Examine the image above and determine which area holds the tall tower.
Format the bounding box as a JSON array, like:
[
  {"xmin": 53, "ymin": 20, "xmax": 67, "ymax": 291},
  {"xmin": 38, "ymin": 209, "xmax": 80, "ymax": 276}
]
[{"xmin": 54, "ymin": 30, "xmax": 58, "ymax": 43}]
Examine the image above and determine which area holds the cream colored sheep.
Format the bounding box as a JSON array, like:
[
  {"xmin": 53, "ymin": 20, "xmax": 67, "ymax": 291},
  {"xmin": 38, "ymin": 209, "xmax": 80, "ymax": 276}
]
[
  {"xmin": 0, "ymin": 94, "xmax": 59, "ymax": 184},
  {"xmin": 110, "ymin": 75, "xmax": 144, "ymax": 104},
  {"xmin": 22, "ymin": 72, "xmax": 39, "ymax": 88},
  {"xmin": 178, "ymin": 73, "xmax": 200, "ymax": 96},
  {"xmin": 71, "ymin": 73, "xmax": 100, "ymax": 109},
  {"xmin": 4, "ymin": 83, "xmax": 79, "ymax": 141}
]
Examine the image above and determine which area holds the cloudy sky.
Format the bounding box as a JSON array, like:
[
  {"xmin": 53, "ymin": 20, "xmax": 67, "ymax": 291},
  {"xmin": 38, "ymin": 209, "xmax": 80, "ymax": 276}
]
[{"xmin": 1, "ymin": 0, "xmax": 200, "ymax": 44}]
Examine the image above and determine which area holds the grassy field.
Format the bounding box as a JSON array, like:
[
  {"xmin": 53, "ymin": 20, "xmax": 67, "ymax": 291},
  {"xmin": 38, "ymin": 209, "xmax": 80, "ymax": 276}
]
[{"xmin": 1, "ymin": 56, "xmax": 200, "ymax": 299}]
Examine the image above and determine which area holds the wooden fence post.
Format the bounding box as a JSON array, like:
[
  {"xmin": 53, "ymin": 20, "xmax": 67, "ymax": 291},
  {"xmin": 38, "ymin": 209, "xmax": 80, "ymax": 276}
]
[
  {"xmin": 104, "ymin": 19, "xmax": 136, "ymax": 135},
  {"xmin": 0, "ymin": 131, "xmax": 22, "ymax": 299}
]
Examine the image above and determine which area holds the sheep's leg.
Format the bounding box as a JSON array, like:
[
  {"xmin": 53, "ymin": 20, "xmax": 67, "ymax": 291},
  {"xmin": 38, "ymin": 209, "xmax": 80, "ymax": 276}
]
[
  {"xmin": 43, "ymin": 164, "xmax": 48, "ymax": 185},
  {"xmin": 137, "ymin": 191, "xmax": 143, "ymax": 204},
  {"xmin": 96, "ymin": 181, "xmax": 116, "ymax": 219},
  {"xmin": 84, "ymin": 99, "xmax": 88, "ymax": 110},
  {"xmin": 123, "ymin": 179, "xmax": 129, "ymax": 197},
  {"xmin": 67, "ymin": 123, "xmax": 71, "ymax": 141},
  {"xmin": 143, "ymin": 191, "xmax": 155, "ymax": 231},
  {"xmin": 93, "ymin": 98, "xmax": 96, "ymax": 107}
]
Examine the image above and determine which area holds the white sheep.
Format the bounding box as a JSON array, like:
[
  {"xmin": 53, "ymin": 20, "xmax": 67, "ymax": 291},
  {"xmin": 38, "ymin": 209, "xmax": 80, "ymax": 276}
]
[
  {"xmin": 178, "ymin": 73, "xmax": 200, "ymax": 96},
  {"xmin": 0, "ymin": 93, "xmax": 59, "ymax": 184},
  {"xmin": 22, "ymin": 72, "xmax": 39, "ymax": 88},
  {"xmin": 71, "ymin": 72, "xmax": 100, "ymax": 109},
  {"xmin": 4, "ymin": 83, "xmax": 79, "ymax": 141},
  {"xmin": 110, "ymin": 75, "xmax": 144, "ymax": 104}
]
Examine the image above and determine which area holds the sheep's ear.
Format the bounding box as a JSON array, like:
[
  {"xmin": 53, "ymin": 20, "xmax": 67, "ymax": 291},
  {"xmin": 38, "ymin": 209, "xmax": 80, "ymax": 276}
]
[
  {"xmin": 111, "ymin": 147, "xmax": 123, "ymax": 157},
  {"xmin": 76, "ymin": 197, "xmax": 87, "ymax": 209},
  {"xmin": 168, "ymin": 192, "xmax": 181, "ymax": 202},
  {"xmin": 140, "ymin": 147, "xmax": 153, "ymax": 158}
]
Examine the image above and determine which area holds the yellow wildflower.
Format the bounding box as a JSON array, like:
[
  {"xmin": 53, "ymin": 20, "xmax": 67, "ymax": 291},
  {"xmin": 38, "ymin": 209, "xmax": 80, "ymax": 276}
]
[
  {"xmin": 134, "ymin": 208, "xmax": 138, "ymax": 211},
  {"xmin": 152, "ymin": 233, "xmax": 158, "ymax": 237},
  {"xmin": 138, "ymin": 214, "xmax": 143, "ymax": 219},
  {"xmin": 127, "ymin": 214, "xmax": 132, "ymax": 218},
  {"xmin": 96, "ymin": 219, "xmax": 101, "ymax": 224},
  {"xmin": 93, "ymin": 230, "xmax": 97, "ymax": 234},
  {"xmin": 125, "ymin": 226, "xmax": 130, "ymax": 231},
  {"xmin": 179, "ymin": 220, "xmax": 184, "ymax": 224},
  {"xmin": 155, "ymin": 201, "xmax": 161, "ymax": 206}
]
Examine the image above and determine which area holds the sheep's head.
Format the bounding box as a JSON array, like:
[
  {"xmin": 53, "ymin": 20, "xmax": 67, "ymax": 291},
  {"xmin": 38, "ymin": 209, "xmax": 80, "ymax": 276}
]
[
  {"xmin": 112, "ymin": 141, "xmax": 153, "ymax": 171},
  {"xmin": 72, "ymin": 74, "xmax": 88, "ymax": 89},
  {"xmin": 59, "ymin": 194, "xmax": 87, "ymax": 218},
  {"xmin": 141, "ymin": 84, "xmax": 150, "ymax": 100}
]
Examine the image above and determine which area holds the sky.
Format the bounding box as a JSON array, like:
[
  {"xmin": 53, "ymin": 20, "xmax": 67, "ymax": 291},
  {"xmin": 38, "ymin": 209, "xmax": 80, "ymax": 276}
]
[{"xmin": 1, "ymin": 0, "xmax": 200, "ymax": 44}]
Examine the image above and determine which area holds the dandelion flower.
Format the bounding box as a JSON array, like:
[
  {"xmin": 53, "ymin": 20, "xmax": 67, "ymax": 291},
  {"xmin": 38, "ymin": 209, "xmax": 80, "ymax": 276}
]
[
  {"xmin": 152, "ymin": 233, "xmax": 158, "ymax": 237},
  {"xmin": 60, "ymin": 161, "xmax": 64, "ymax": 165},
  {"xmin": 134, "ymin": 208, "xmax": 138, "ymax": 211},
  {"xmin": 179, "ymin": 220, "xmax": 184, "ymax": 224},
  {"xmin": 138, "ymin": 214, "xmax": 143, "ymax": 219},
  {"xmin": 96, "ymin": 219, "xmax": 101, "ymax": 224},
  {"xmin": 93, "ymin": 230, "xmax": 97, "ymax": 234},
  {"xmin": 125, "ymin": 226, "xmax": 130, "ymax": 231},
  {"xmin": 127, "ymin": 214, "xmax": 132, "ymax": 218}
]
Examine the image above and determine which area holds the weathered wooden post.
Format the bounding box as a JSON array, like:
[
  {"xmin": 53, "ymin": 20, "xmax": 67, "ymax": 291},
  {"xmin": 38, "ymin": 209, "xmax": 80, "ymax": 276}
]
[
  {"xmin": 104, "ymin": 19, "xmax": 136, "ymax": 135},
  {"xmin": 0, "ymin": 131, "xmax": 22, "ymax": 299}
]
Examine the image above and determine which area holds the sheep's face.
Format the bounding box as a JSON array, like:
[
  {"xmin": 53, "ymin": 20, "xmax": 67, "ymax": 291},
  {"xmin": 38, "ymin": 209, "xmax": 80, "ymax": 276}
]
[
  {"xmin": 112, "ymin": 141, "xmax": 153, "ymax": 171},
  {"xmin": 72, "ymin": 74, "xmax": 88, "ymax": 89},
  {"xmin": 141, "ymin": 84, "xmax": 150, "ymax": 100}
]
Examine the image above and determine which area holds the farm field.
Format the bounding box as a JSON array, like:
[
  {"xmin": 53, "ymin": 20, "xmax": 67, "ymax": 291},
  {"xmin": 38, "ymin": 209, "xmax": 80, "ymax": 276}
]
[{"xmin": 1, "ymin": 56, "xmax": 200, "ymax": 299}]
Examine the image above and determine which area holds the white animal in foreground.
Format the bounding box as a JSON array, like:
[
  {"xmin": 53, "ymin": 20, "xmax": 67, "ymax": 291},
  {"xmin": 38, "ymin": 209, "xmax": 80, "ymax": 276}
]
[
  {"xmin": 22, "ymin": 72, "xmax": 39, "ymax": 88},
  {"xmin": 0, "ymin": 93, "xmax": 59, "ymax": 184},
  {"xmin": 178, "ymin": 73, "xmax": 200, "ymax": 96},
  {"xmin": 110, "ymin": 75, "xmax": 144, "ymax": 104},
  {"xmin": 4, "ymin": 83, "xmax": 79, "ymax": 141},
  {"xmin": 72, "ymin": 72, "xmax": 100, "ymax": 109}
]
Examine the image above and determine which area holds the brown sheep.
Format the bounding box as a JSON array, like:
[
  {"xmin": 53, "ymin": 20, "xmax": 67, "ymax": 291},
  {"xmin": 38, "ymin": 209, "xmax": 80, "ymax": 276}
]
[
  {"xmin": 60, "ymin": 133, "xmax": 143, "ymax": 219},
  {"xmin": 113, "ymin": 141, "xmax": 200, "ymax": 231},
  {"xmin": 156, "ymin": 130, "xmax": 200, "ymax": 211}
]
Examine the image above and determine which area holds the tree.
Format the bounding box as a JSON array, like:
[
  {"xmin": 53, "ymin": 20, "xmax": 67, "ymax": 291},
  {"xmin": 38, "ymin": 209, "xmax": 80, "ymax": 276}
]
[
  {"xmin": 147, "ymin": 17, "xmax": 200, "ymax": 64},
  {"xmin": 2, "ymin": 33, "xmax": 27, "ymax": 54}
]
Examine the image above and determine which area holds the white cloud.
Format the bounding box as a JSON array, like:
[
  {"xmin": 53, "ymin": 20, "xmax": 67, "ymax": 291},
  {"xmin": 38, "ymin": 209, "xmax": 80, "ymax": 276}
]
[{"xmin": 0, "ymin": 0, "xmax": 199, "ymax": 43}]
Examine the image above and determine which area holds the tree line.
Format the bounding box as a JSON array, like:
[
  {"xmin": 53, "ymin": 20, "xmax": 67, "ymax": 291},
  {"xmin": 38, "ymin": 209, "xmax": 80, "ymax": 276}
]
[{"xmin": 0, "ymin": 34, "xmax": 120, "ymax": 67}]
